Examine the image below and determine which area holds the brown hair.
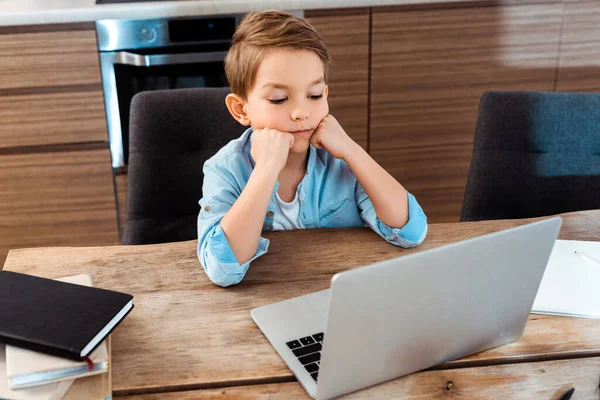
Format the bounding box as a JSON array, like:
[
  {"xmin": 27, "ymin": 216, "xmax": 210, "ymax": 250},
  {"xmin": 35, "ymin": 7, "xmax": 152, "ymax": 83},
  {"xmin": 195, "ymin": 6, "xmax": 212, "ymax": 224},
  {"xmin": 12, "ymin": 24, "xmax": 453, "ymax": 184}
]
[{"xmin": 224, "ymin": 10, "xmax": 331, "ymax": 98}]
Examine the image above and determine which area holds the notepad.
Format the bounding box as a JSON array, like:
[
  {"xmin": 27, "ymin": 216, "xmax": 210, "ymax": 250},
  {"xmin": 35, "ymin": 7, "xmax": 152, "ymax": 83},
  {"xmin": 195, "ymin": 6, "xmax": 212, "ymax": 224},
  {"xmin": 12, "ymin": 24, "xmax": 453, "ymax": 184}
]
[
  {"xmin": 5, "ymin": 275, "xmax": 110, "ymax": 390},
  {"xmin": 532, "ymin": 239, "xmax": 600, "ymax": 318},
  {"xmin": 0, "ymin": 345, "xmax": 73, "ymax": 400}
]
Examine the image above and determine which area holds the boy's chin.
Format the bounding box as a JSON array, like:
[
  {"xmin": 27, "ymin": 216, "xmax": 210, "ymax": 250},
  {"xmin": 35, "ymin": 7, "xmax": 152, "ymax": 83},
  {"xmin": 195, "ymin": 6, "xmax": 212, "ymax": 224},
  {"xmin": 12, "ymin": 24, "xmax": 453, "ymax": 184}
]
[{"xmin": 290, "ymin": 139, "xmax": 311, "ymax": 154}]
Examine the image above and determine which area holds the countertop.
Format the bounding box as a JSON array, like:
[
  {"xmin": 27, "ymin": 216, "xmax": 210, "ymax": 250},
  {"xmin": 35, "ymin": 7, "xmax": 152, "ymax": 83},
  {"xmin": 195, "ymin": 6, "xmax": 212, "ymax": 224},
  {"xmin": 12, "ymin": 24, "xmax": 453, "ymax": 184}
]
[{"xmin": 0, "ymin": 0, "xmax": 475, "ymax": 27}]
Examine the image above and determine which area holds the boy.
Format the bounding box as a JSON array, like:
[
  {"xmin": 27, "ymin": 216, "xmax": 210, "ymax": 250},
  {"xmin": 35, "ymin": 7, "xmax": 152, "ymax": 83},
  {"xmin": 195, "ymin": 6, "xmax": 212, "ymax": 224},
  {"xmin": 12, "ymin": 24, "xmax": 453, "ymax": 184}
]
[{"xmin": 198, "ymin": 10, "xmax": 427, "ymax": 287}]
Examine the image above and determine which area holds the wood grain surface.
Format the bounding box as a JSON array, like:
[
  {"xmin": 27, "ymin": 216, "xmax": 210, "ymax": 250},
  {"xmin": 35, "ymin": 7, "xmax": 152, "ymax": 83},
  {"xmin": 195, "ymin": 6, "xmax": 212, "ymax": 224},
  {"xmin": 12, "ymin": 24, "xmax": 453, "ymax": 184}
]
[
  {"xmin": 0, "ymin": 90, "xmax": 107, "ymax": 148},
  {"xmin": 556, "ymin": 1, "xmax": 600, "ymax": 92},
  {"xmin": 370, "ymin": 4, "xmax": 563, "ymax": 222},
  {"xmin": 3, "ymin": 210, "xmax": 599, "ymax": 395},
  {"xmin": 0, "ymin": 28, "xmax": 101, "ymax": 91},
  {"xmin": 121, "ymin": 356, "xmax": 600, "ymax": 399},
  {"xmin": 309, "ymin": 11, "xmax": 370, "ymax": 150},
  {"xmin": 0, "ymin": 148, "xmax": 119, "ymax": 266}
]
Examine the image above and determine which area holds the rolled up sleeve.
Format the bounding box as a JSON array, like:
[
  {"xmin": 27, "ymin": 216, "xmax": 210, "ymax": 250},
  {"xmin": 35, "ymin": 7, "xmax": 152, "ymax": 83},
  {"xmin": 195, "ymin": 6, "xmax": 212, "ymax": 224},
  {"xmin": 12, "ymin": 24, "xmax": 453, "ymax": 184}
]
[
  {"xmin": 356, "ymin": 183, "xmax": 428, "ymax": 248},
  {"xmin": 197, "ymin": 158, "xmax": 269, "ymax": 287},
  {"xmin": 198, "ymin": 222, "xmax": 269, "ymax": 287}
]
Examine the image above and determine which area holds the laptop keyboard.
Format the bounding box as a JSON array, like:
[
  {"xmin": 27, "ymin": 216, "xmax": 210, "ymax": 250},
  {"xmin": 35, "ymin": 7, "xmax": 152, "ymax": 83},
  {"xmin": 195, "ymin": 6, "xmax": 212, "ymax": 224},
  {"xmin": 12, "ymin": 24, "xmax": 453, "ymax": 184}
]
[{"xmin": 286, "ymin": 333, "xmax": 324, "ymax": 382}]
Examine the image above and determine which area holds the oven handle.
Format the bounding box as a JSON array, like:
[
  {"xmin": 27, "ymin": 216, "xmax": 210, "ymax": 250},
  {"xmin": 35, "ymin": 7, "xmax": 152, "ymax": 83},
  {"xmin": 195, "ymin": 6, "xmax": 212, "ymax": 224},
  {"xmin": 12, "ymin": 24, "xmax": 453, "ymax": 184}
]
[{"xmin": 112, "ymin": 50, "xmax": 228, "ymax": 67}]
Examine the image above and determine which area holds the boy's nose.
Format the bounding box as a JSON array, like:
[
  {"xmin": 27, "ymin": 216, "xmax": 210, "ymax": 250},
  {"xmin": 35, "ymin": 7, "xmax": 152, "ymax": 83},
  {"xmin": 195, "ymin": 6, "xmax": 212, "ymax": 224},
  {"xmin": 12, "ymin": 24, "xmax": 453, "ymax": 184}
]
[{"xmin": 291, "ymin": 107, "xmax": 309, "ymax": 121}]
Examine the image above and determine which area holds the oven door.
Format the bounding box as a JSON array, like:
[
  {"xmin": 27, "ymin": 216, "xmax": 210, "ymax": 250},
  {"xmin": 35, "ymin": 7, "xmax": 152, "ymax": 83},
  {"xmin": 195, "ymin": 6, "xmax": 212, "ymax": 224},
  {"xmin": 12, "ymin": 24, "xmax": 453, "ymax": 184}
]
[{"xmin": 100, "ymin": 48, "xmax": 228, "ymax": 168}]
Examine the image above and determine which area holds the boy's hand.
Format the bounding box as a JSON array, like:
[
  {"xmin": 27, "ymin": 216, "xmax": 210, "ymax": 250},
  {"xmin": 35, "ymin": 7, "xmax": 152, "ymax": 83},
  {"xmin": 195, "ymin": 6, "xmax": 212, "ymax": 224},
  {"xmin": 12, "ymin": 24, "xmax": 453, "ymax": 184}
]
[
  {"xmin": 310, "ymin": 114, "xmax": 356, "ymax": 160},
  {"xmin": 251, "ymin": 128, "xmax": 294, "ymax": 173}
]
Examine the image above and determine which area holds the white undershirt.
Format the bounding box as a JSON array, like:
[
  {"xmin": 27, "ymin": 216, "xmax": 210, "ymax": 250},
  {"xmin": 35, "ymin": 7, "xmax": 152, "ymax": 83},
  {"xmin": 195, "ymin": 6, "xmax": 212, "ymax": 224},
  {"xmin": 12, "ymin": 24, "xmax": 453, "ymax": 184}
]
[{"xmin": 271, "ymin": 190, "xmax": 305, "ymax": 231}]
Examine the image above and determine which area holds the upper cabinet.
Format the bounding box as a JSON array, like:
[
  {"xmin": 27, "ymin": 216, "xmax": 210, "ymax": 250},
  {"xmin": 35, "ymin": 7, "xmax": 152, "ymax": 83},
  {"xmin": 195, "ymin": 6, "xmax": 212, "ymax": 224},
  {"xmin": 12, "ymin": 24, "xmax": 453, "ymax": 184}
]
[{"xmin": 370, "ymin": 4, "xmax": 563, "ymax": 222}]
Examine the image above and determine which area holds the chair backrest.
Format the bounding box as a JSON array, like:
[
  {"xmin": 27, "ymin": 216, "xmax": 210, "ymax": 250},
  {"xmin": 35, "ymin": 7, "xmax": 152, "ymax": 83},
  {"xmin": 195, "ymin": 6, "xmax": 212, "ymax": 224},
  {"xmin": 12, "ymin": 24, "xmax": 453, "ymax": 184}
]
[
  {"xmin": 461, "ymin": 91, "xmax": 600, "ymax": 222},
  {"xmin": 124, "ymin": 87, "xmax": 245, "ymax": 244}
]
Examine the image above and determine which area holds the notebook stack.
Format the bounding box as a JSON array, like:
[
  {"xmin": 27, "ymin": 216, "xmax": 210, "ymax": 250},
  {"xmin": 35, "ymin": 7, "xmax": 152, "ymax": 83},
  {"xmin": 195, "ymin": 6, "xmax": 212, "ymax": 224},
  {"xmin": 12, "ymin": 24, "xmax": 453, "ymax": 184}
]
[{"xmin": 0, "ymin": 273, "xmax": 134, "ymax": 399}]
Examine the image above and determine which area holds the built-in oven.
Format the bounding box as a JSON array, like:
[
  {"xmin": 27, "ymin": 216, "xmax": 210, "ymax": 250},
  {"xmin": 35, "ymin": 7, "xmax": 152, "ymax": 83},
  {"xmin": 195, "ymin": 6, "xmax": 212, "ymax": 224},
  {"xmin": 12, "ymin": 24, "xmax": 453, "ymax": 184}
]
[{"xmin": 96, "ymin": 15, "xmax": 243, "ymax": 168}]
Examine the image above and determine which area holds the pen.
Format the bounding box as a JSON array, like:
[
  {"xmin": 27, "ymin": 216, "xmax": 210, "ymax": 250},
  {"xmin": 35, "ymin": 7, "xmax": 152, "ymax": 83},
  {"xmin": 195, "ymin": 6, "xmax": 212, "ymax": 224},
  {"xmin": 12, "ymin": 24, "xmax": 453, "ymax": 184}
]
[
  {"xmin": 558, "ymin": 387, "xmax": 574, "ymax": 400},
  {"xmin": 574, "ymin": 250, "xmax": 600, "ymax": 266}
]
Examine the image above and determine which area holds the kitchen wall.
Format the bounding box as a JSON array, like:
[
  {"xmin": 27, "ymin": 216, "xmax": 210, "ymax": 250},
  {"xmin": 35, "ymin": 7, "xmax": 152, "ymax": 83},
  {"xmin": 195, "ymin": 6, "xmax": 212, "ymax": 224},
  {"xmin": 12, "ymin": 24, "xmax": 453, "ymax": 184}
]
[{"xmin": 1, "ymin": 0, "xmax": 599, "ymax": 264}]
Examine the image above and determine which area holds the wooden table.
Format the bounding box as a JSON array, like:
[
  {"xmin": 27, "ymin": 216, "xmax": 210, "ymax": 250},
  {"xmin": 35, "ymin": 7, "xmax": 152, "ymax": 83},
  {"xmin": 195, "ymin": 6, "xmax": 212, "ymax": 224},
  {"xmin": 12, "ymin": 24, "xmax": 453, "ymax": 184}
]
[{"xmin": 3, "ymin": 210, "xmax": 600, "ymax": 399}]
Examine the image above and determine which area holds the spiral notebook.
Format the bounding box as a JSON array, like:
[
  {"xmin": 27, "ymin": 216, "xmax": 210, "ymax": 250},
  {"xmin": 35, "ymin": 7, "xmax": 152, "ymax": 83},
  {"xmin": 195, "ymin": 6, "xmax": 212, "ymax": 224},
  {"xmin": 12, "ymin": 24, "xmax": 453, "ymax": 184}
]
[{"xmin": 532, "ymin": 239, "xmax": 600, "ymax": 318}]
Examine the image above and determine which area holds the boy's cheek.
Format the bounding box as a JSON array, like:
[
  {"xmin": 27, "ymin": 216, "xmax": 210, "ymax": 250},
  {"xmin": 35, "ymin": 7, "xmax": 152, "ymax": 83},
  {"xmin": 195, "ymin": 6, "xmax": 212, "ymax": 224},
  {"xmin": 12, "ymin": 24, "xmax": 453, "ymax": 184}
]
[{"xmin": 314, "ymin": 109, "xmax": 329, "ymax": 127}]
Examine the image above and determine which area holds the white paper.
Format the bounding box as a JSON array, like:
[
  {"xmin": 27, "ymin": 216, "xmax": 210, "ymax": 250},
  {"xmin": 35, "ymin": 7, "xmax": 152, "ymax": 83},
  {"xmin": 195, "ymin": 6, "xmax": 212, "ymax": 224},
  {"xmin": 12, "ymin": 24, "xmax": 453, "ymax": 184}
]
[{"xmin": 532, "ymin": 239, "xmax": 600, "ymax": 318}]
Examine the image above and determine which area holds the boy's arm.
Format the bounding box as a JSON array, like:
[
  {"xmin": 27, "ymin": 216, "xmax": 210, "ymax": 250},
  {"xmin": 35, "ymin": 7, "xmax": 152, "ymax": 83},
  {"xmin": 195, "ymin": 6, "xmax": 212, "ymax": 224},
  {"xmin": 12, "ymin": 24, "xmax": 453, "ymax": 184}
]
[
  {"xmin": 355, "ymin": 182, "xmax": 427, "ymax": 247},
  {"xmin": 310, "ymin": 114, "xmax": 427, "ymax": 247},
  {"xmin": 311, "ymin": 114, "xmax": 409, "ymax": 227},
  {"xmin": 198, "ymin": 129, "xmax": 294, "ymax": 272},
  {"xmin": 220, "ymin": 128, "xmax": 293, "ymax": 264},
  {"xmin": 348, "ymin": 144, "xmax": 427, "ymax": 247},
  {"xmin": 219, "ymin": 164, "xmax": 278, "ymax": 264},
  {"xmin": 197, "ymin": 159, "xmax": 272, "ymax": 287},
  {"xmin": 198, "ymin": 128, "xmax": 294, "ymax": 287},
  {"xmin": 344, "ymin": 143, "xmax": 409, "ymax": 228}
]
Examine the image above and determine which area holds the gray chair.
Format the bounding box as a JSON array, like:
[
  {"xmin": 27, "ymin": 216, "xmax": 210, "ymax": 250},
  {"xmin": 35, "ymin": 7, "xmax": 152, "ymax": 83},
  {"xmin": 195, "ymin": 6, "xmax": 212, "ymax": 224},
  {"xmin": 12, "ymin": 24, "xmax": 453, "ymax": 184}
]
[
  {"xmin": 461, "ymin": 91, "xmax": 600, "ymax": 222},
  {"xmin": 124, "ymin": 87, "xmax": 245, "ymax": 245}
]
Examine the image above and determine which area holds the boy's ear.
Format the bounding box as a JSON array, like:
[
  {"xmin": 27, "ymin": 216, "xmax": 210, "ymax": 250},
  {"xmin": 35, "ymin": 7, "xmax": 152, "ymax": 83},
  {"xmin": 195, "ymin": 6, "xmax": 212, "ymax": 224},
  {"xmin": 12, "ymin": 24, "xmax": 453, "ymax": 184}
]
[
  {"xmin": 324, "ymin": 85, "xmax": 329, "ymax": 98},
  {"xmin": 225, "ymin": 93, "xmax": 251, "ymax": 126}
]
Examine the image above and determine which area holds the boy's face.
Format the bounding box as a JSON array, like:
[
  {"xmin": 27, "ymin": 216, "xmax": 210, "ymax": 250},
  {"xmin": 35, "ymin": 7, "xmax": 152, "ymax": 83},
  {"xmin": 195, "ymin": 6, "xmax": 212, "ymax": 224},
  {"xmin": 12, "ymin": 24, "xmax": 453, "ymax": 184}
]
[{"xmin": 240, "ymin": 48, "xmax": 330, "ymax": 155}]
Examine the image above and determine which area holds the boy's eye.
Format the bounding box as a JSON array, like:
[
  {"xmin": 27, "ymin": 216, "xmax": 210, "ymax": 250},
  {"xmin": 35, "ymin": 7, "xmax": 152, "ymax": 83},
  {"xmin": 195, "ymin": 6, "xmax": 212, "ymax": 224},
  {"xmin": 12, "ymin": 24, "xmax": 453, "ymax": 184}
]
[
  {"xmin": 310, "ymin": 94, "xmax": 323, "ymax": 100},
  {"xmin": 268, "ymin": 98, "xmax": 287, "ymax": 104}
]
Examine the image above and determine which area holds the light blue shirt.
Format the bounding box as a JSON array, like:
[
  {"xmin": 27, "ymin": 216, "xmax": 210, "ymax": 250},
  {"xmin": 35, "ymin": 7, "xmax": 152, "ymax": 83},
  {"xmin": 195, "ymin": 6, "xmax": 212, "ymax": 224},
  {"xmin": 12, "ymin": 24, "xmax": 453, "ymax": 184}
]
[{"xmin": 197, "ymin": 128, "xmax": 428, "ymax": 287}]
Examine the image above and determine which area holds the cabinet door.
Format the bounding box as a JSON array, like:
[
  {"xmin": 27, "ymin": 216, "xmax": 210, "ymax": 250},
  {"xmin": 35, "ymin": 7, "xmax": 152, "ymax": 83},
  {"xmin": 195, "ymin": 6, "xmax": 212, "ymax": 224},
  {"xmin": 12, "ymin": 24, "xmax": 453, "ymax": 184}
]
[
  {"xmin": 307, "ymin": 9, "xmax": 370, "ymax": 150},
  {"xmin": 370, "ymin": 4, "xmax": 562, "ymax": 222},
  {"xmin": 0, "ymin": 148, "xmax": 119, "ymax": 266},
  {"xmin": 0, "ymin": 24, "xmax": 101, "ymax": 90},
  {"xmin": 0, "ymin": 90, "xmax": 107, "ymax": 148},
  {"xmin": 0, "ymin": 24, "xmax": 107, "ymax": 148},
  {"xmin": 556, "ymin": 1, "xmax": 600, "ymax": 92}
]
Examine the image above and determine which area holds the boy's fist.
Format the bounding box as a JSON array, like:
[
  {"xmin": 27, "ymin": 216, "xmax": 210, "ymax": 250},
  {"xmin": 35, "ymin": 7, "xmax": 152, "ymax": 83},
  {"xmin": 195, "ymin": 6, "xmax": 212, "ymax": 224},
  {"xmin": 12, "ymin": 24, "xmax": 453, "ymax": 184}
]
[
  {"xmin": 310, "ymin": 114, "xmax": 356, "ymax": 160},
  {"xmin": 251, "ymin": 128, "xmax": 294, "ymax": 173}
]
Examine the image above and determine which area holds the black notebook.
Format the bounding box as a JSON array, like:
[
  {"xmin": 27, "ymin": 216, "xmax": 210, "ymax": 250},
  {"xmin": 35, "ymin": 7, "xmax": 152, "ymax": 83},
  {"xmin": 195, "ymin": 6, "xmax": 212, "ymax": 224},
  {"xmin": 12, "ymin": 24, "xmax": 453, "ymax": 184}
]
[{"xmin": 0, "ymin": 271, "xmax": 133, "ymax": 361}]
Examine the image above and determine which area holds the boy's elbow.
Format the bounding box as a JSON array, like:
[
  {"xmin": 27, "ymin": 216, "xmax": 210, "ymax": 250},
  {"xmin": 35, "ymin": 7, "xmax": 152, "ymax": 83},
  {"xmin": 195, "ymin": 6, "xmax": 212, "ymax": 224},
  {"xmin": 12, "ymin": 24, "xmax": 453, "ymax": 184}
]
[
  {"xmin": 200, "ymin": 256, "xmax": 247, "ymax": 287},
  {"xmin": 400, "ymin": 221, "xmax": 428, "ymax": 248},
  {"xmin": 198, "ymin": 255, "xmax": 242, "ymax": 288},
  {"xmin": 197, "ymin": 242, "xmax": 248, "ymax": 288},
  {"xmin": 206, "ymin": 269, "xmax": 244, "ymax": 288},
  {"xmin": 382, "ymin": 219, "xmax": 427, "ymax": 248}
]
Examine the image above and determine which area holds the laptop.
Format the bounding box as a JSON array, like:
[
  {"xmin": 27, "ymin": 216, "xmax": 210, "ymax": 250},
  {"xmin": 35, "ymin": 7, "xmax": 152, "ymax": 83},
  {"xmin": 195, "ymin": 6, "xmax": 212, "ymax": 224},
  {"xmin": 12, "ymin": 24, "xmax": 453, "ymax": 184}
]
[{"xmin": 251, "ymin": 217, "xmax": 562, "ymax": 399}]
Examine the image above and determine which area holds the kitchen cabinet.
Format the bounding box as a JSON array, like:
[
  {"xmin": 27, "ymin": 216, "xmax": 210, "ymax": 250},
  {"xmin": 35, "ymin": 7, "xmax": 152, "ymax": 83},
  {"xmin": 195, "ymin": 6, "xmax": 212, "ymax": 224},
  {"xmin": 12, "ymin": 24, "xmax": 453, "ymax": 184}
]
[
  {"xmin": 556, "ymin": 1, "xmax": 600, "ymax": 93},
  {"xmin": 370, "ymin": 3, "xmax": 563, "ymax": 222},
  {"xmin": 0, "ymin": 23, "xmax": 118, "ymax": 266},
  {"xmin": 307, "ymin": 8, "xmax": 370, "ymax": 150},
  {"xmin": 0, "ymin": 148, "xmax": 119, "ymax": 266},
  {"xmin": 0, "ymin": 90, "xmax": 107, "ymax": 148},
  {"xmin": 3, "ymin": 2, "xmax": 600, "ymax": 258},
  {"xmin": 0, "ymin": 25, "xmax": 101, "ymax": 91}
]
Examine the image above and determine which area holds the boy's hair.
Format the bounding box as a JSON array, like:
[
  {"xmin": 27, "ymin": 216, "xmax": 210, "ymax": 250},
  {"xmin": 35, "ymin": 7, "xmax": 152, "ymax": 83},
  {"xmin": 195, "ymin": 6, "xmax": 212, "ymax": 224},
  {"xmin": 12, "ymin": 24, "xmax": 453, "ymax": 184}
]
[{"xmin": 225, "ymin": 10, "xmax": 331, "ymax": 99}]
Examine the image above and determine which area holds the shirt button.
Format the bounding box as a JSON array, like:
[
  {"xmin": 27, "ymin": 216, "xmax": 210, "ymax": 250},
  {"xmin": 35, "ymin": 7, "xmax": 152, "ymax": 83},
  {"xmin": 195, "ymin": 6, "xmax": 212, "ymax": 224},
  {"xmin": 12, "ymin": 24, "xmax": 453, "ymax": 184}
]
[
  {"xmin": 204, "ymin": 205, "xmax": 211, "ymax": 212},
  {"xmin": 267, "ymin": 211, "xmax": 274, "ymax": 218}
]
